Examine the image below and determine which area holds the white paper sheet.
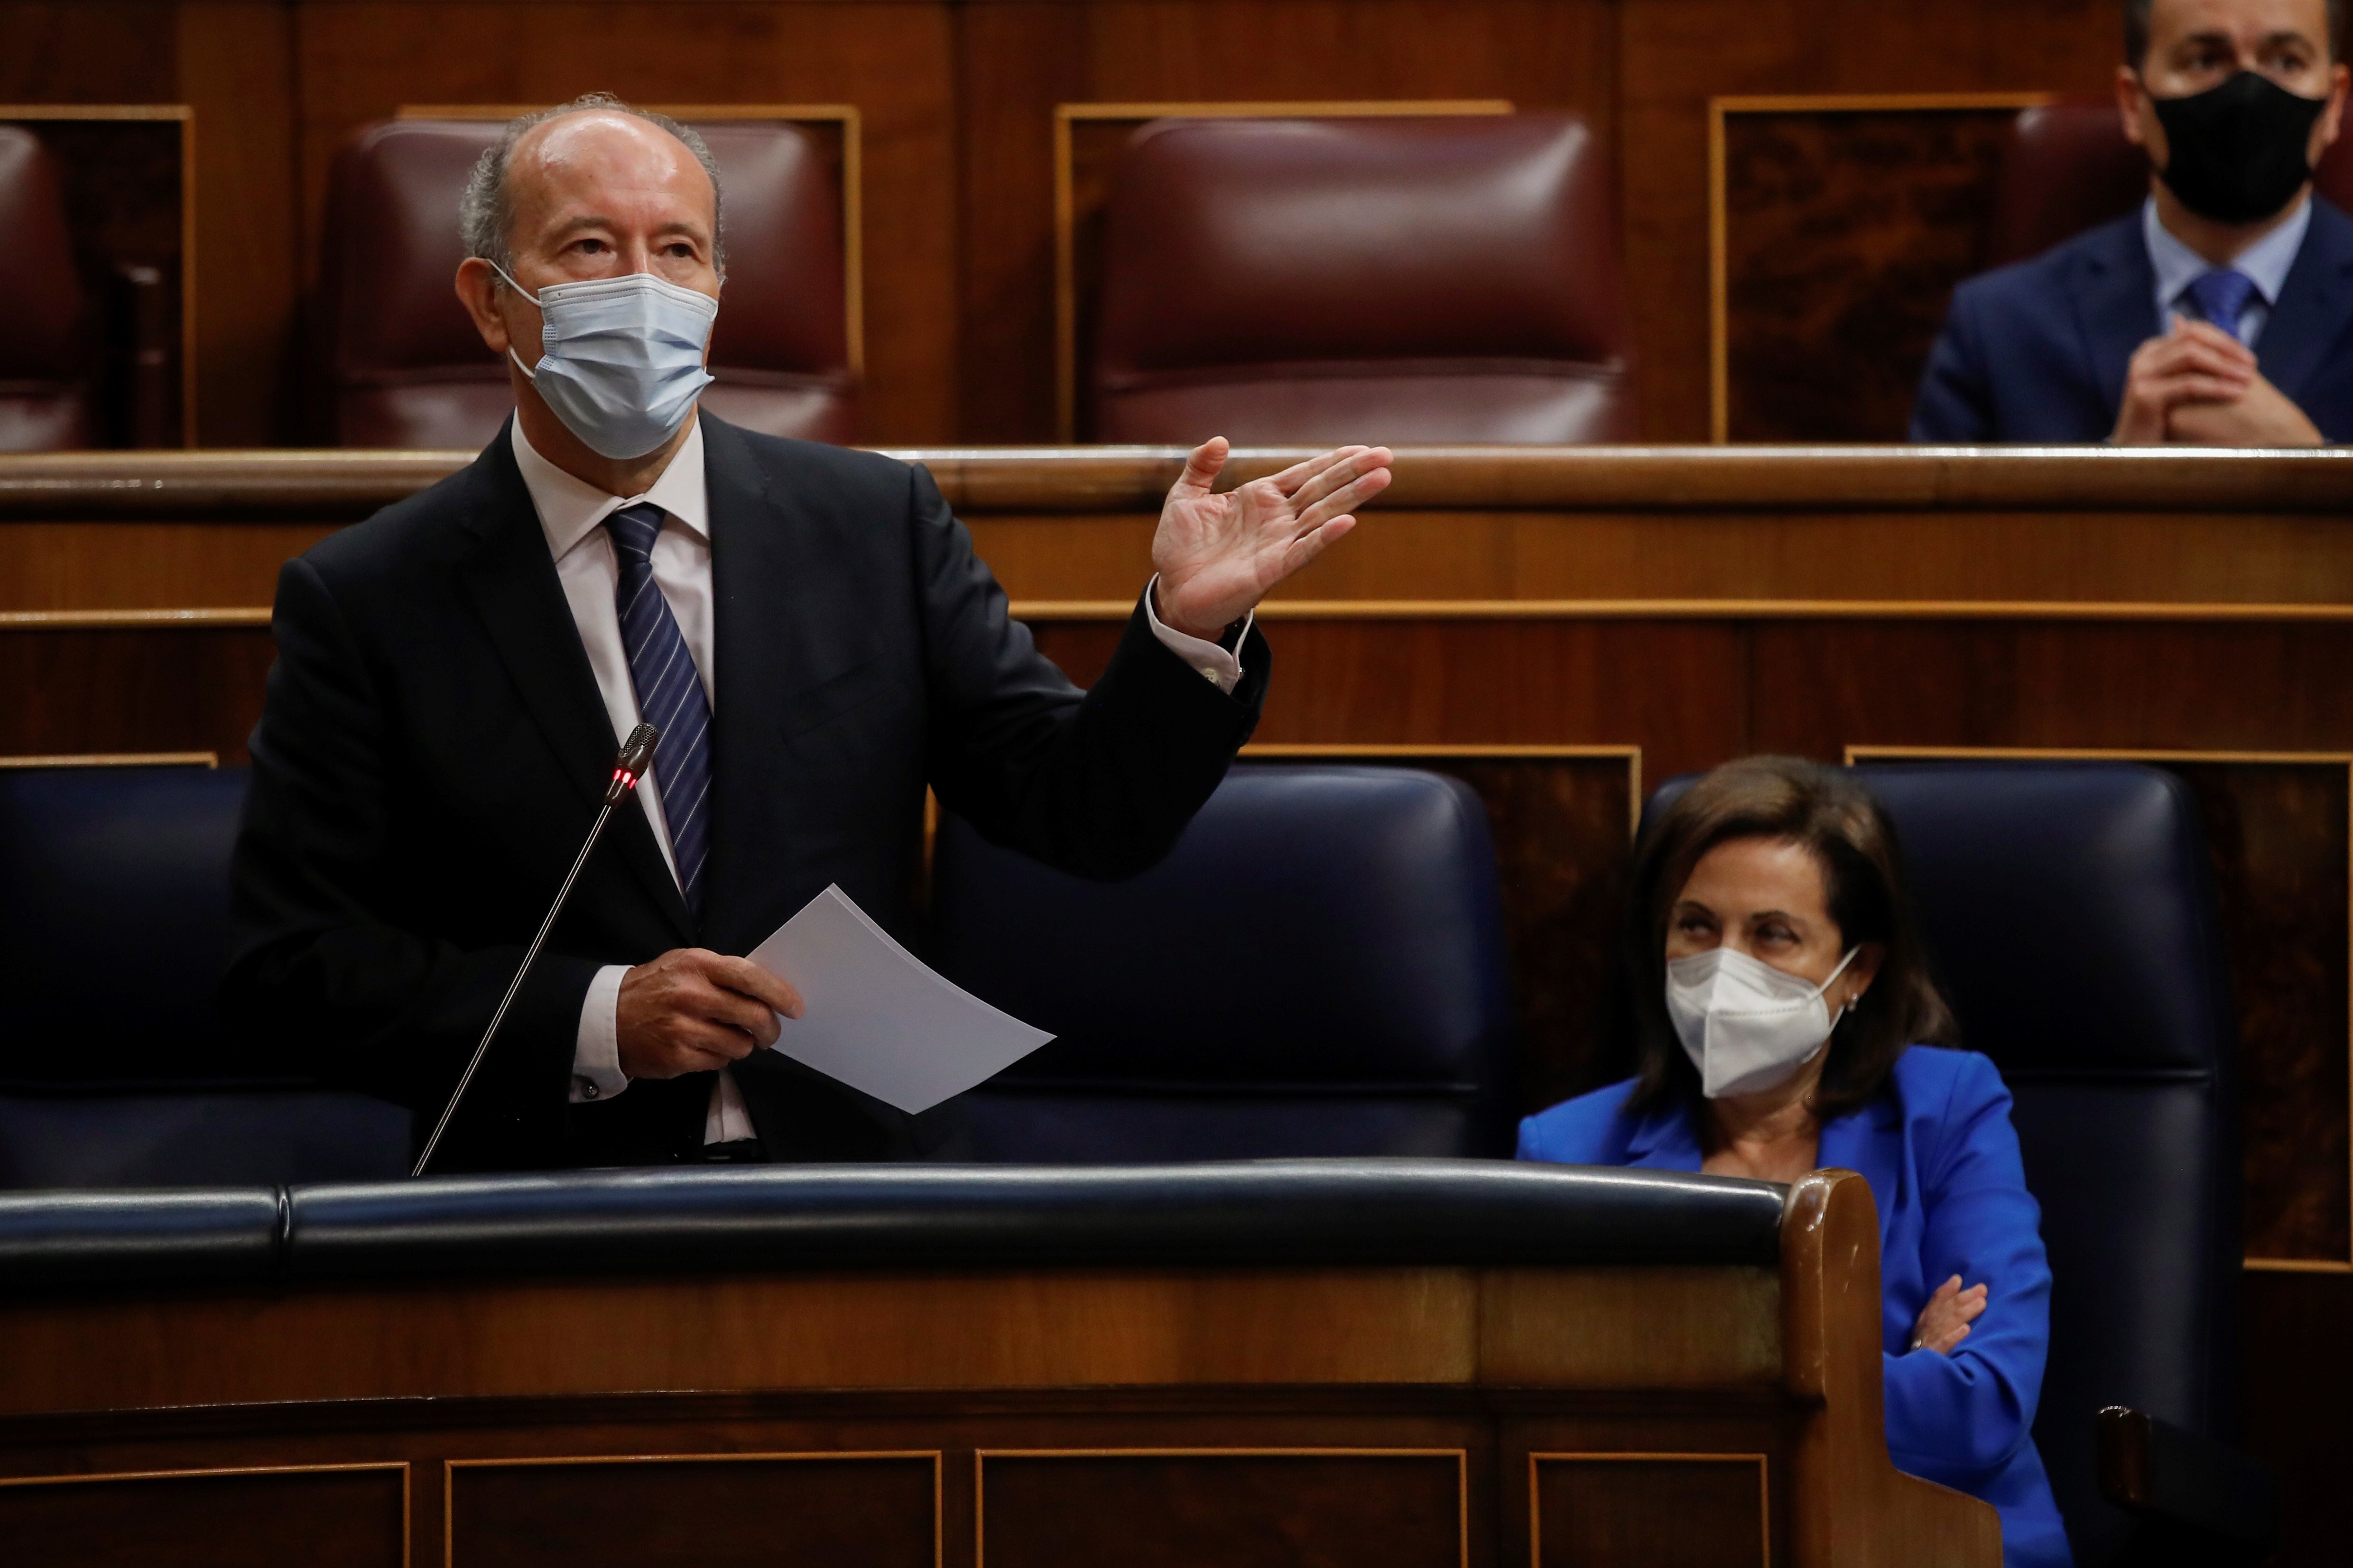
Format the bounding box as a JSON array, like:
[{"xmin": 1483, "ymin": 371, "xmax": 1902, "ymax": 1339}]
[{"xmin": 745, "ymin": 884, "xmax": 1054, "ymax": 1114}]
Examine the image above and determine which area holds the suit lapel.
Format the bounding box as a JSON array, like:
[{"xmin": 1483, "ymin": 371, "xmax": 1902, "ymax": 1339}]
[
  {"xmin": 457, "ymin": 423, "xmax": 695, "ymax": 945},
  {"xmin": 699, "ymin": 413, "xmax": 855, "ymax": 953},
  {"xmin": 2068, "ymin": 217, "xmax": 2159, "ymax": 428},
  {"xmin": 2256, "ymin": 198, "xmax": 2353, "ymax": 403}
]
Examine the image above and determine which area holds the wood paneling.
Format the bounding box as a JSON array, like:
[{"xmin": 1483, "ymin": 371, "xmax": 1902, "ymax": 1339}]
[
  {"xmin": 0, "ymin": 1464, "xmax": 408, "ymax": 1568},
  {"xmin": 976, "ymin": 1451, "xmax": 1465, "ymax": 1568},
  {"xmin": 1715, "ymin": 100, "xmax": 2042, "ymax": 443},
  {"xmin": 4, "ymin": 0, "xmax": 2146, "ymax": 443},
  {"xmin": 2243, "ymin": 1269, "xmax": 2353, "ymax": 1568},
  {"xmin": 1531, "ymin": 1454, "xmax": 1768, "ymax": 1568},
  {"xmin": 1618, "ymin": 0, "xmax": 2117, "ymax": 439},
  {"xmin": 0, "ymin": 624, "xmax": 274, "ymax": 763},
  {"xmin": 177, "ymin": 2, "xmax": 296, "ymax": 448},
  {"xmin": 447, "ymin": 1453, "xmax": 938, "ymax": 1568}
]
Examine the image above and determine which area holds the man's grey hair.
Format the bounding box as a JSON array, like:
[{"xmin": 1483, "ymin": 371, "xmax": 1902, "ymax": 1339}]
[{"xmin": 459, "ymin": 91, "xmax": 726, "ymax": 278}]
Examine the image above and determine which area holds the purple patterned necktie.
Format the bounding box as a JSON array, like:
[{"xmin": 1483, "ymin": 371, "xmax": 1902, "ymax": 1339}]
[
  {"xmin": 2184, "ymin": 268, "xmax": 2260, "ymax": 342},
  {"xmin": 604, "ymin": 501, "xmax": 711, "ymax": 911}
]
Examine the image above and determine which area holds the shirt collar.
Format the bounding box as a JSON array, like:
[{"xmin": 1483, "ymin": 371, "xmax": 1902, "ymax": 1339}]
[
  {"xmin": 510, "ymin": 415, "xmax": 711, "ymax": 563},
  {"xmin": 2145, "ymin": 193, "xmax": 2312, "ymax": 310}
]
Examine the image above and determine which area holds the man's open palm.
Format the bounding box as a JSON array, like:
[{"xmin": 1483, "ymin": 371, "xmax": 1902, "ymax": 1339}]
[{"xmin": 1151, "ymin": 438, "xmax": 1393, "ymax": 640}]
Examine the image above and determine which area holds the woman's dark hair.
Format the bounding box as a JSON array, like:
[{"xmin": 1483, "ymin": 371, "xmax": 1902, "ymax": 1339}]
[{"xmin": 1621, "ymin": 756, "xmax": 1957, "ymax": 1119}]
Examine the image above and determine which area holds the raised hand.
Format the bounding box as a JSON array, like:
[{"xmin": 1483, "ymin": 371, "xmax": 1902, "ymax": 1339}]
[
  {"xmin": 1150, "ymin": 437, "xmax": 1393, "ymax": 641},
  {"xmin": 1908, "ymin": 1273, "xmax": 1988, "ymax": 1356}
]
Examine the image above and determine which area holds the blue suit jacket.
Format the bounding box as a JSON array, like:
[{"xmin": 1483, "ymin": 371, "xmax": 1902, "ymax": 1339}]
[
  {"xmin": 1518, "ymin": 1047, "xmax": 2070, "ymax": 1568},
  {"xmin": 1911, "ymin": 197, "xmax": 2353, "ymax": 442}
]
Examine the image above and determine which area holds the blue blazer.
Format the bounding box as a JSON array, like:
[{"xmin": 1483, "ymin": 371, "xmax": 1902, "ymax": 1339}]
[
  {"xmin": 1910, "ymin": 197, "xmax": 2353, "ymax": 443},
  {"xmin": 1518, "ymin": 1046, "xmax": 2070, "ymax": 1568}
]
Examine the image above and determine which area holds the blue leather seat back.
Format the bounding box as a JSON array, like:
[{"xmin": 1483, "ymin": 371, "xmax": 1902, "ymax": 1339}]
[
  {"xmin": 1648, "ymin": 761, "xmax": 2235, "ymax": 1567},
  {"xmin": 931, "ymin": 765, "xmax": 1518, "ymax": 1160},
  {"xmin": 0, "ymin": 765, "xmax": 409, "ymax": 1187},
  {"xmin": 0, "ymin": 765, "xmax": 250, "ymax": 1076}
]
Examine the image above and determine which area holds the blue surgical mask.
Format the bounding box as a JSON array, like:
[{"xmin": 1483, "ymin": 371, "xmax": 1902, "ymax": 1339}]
[{"xmin": 494, "ymin": 264, "xmax": 717, "ymax": 460}]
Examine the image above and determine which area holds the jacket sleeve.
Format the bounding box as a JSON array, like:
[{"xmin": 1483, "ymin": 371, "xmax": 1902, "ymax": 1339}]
[
  {"xmin": 219, "ymin": 555, "xmax": 593, "ymax": 1162},
  {"xmin": 1910, "ymin": 281, "xmax": 2001, "ymax": 443},
  {"xmin": 905, "ymin": 460, "xmax": 1268, "ymax": 880},
  {"xmin": 1881, "ymin": 1052, "xmax": 2055, "ymax": 1480}
]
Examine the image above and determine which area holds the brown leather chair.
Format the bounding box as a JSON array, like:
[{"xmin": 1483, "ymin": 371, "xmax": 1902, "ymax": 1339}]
[
  {"xmin": 1089, "ymin": 115, "xmax": 1636, "ymax": 444},
  {"xmin": 1986, "ymin": 94, "xmax": 2353, "ymax": 268},
  {"xmin": 317, "ymin": 118, "xmax": 855, "ymax": 449},
  {"xmin": 0, "ymin": 125, "xmax": 94, "ymax": 452}
]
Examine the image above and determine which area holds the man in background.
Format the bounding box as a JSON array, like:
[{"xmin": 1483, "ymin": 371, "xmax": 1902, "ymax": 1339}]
[{"xmin": 1913, "ymin": 0, "xmax": 2353, "ymax": 443}]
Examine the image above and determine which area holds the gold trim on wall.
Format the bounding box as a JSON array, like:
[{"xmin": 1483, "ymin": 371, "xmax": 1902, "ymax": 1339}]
[
  {"xmin": 1528, "ymin": 1451, "xmax": 1769, "ymax": 1568},
  {"xmin": 1847, "ymin": 743, "xmax": 2353, "ymax": 1273},
  {"xmin": 0, "ymin": 1461, "xmax": 410, "ymax": 1568},
  {"xmin": 1706, "ymin": 92, "xmax": 2056, "ymax": 443},
  {"xmin": 0, "ymin": 105, "xmax": 198, "ymax": 446},
  {"xmin": 1052, "ymin": 99, "xmax": 1514, "ymax": 440},
  {"xmin": 0, "ymin": 751, "xmax": 216, "ymax": 769},
  {"xmin": 394, "ymin": 103, "xmax": 865, "ymax": 378},
  {"xmin": 443, "ymin": 1451, "xmax": 941, "ymax": 1568},
  {"xmin": 15, "ymin": 601, "xmax": 2347, "ymax": 637},
  {"xmin": 975, "ymin": 1448, "xmax": 1469, "ymax": 1568}
]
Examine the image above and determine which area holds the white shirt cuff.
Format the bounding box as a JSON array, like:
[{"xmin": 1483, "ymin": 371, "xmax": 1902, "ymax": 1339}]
[
  {"xmin": 569, "ymin": 963, "xmax": 632, "ymax": 1103},
  {"xmin": 1144, "ymin": 574, "xmax": 1248, "ymax": 694}
]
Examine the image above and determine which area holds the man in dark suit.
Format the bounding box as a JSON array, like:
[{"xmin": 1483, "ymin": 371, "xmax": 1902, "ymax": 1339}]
[
  {"xmin": 1913, "ymin": 0, "xmax": 2352, "ymax": 443},
  {"xmin": 222, "ymin": 94, "xmax": 1392, "ymax": 1173}
]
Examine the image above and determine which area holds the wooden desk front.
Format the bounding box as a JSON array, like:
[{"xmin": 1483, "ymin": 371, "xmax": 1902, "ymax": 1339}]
[{"xmin": 0, "ymin": 1171, "xmax": 1993, "ymax": 1568}]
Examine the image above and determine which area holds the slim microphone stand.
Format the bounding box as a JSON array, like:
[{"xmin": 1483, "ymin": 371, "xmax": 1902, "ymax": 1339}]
[{"xmin": 412, "ymin": 722, "xmax": 660, "ymax": 1177}]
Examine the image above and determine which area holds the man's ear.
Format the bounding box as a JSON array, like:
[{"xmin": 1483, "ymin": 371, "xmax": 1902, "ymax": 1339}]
[
  {"xmin": 454, "ymin": 257, "xmax": 511, "ymax": 355},
  {"xmin": 2319, "ymin": 61, "xmax": 2350, "ymax": 155},
  {"xmin": 2117, "ymin": 63, "xmax": 2152, "ymax": 150}
]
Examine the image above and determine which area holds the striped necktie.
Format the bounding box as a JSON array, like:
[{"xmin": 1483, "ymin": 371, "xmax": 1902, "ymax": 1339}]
[{"xmin": 603, "ymin": 501, "xmax": 711, "ymax": 911}]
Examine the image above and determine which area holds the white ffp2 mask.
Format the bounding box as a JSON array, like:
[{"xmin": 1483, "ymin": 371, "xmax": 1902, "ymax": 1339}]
[
  {"xmin": 1666, "ymin": 945, "xmax": 1860, "ymax": 1099},
  {"xmin": 495, "ymin": 265, "xmax": 717, "ymax": 460}
]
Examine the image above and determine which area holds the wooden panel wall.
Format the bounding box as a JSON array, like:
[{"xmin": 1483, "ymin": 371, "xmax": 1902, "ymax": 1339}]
[{"xmin": 0, "ymin": 0, "xmax": 2132, "ymax": 444}]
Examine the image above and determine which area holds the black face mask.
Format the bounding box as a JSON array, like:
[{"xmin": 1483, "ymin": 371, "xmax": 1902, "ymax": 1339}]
[{"xmin": 2149, "ymin": 70, "xmax": 2329, "ymax": 224}]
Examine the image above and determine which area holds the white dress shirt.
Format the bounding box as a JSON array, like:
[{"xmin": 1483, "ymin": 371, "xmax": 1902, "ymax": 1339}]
[
  {"xmin": 2145, "ymin": 194, "xmax": 2310, "ymax": 347},
  {"xmin": 510, "ymin": 418, "xmax": 1248, "ymax": 1145}
]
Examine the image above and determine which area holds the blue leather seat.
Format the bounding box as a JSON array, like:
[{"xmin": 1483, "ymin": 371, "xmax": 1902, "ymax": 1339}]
[
  {"xmin": 929, "ymin": 765, "xmax": 1518, "ymax": 1160},
  {"xmin": 1649, "ymin": 761, "xmax": 2240, "ymax": 1567},
  {"xmin": 0, "ymin": 765, "xmax": 410, "ymax": 1187}
]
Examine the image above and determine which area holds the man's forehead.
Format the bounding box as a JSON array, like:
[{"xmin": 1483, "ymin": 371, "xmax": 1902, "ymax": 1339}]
[
  {"xmin": 2151, "ymin": 0, "xmax": 2330, "ymax": 43},
  {"xmin": 510, "ymin": 111, "xmax": 713, "ymax": 221}
]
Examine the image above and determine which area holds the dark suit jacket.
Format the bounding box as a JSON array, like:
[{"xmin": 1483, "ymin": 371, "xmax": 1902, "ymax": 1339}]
[
  {"xmin": 1911, "ymin": 196, "xmax": 2353, "ymax": 442},
  {"xmin": 222, "ymin": 413, "xmax": 1270, "ymax": 1172}
]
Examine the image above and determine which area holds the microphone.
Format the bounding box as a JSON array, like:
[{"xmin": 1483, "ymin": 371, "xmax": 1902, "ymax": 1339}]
[{"xmin": 411, "ymin": 722, "xmax": 660, "ymax": 1177}]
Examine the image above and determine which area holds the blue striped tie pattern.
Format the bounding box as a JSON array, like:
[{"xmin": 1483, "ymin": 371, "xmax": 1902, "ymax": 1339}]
[{"xmin": 604, "ymin": 502, "xmax": 712, "ymax": 911}]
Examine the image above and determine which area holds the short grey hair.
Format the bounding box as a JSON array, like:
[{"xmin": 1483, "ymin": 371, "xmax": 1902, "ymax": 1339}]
[{"xmin": 459, "ymin": 92, "xmax": 726, "ymax": 278}]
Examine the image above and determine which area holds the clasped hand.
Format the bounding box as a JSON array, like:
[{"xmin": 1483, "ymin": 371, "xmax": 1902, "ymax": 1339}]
[
  {"xmin": 2111, "ymin": 318, "xmax": 2324, "ymax": 446},
  {"xmin": 1149, "ymin": 437, "xmax": 1394, "ymax": 641}
]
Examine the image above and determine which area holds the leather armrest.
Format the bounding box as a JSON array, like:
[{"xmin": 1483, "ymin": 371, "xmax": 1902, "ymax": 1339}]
[{"xmin": 2097, "ymin": 1406, "xmax": 2278, "ymax": 1559}]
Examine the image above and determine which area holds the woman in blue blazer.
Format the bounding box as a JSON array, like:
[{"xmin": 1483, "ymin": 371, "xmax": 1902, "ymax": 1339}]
[{"xmin": 1519, "ymin": 757, "xmax": 2070, "ymax": 1568}]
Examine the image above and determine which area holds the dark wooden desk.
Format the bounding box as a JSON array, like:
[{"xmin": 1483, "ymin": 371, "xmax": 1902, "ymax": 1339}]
[{"xmin": 0, "ymin": 1170, "xmax": 1993, "ymax": 1568}]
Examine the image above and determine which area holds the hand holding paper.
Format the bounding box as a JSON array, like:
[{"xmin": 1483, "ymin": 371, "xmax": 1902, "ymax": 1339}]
[{"xmin": 746, "ymin": 885, "xmax": 1054, "ymax": 1114}]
